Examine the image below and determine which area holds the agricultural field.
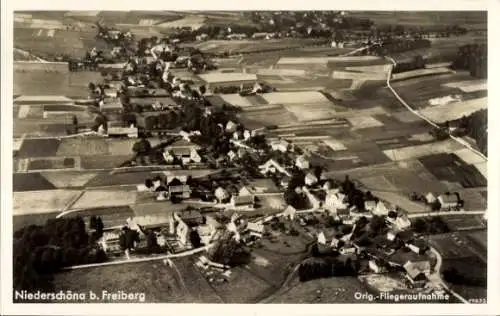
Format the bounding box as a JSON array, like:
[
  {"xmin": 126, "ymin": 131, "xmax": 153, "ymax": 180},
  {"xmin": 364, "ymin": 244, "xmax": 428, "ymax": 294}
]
[
  {"xmin": 52, "ymin": 259, "xmax": 220, "ymax": 303},
  {"xmin": 419, "ymin": 153, "xmax": 487, "ymax": 188},
  {"xmin": 271, "ymin": 276, "xmax": 368, "ymax": 303},
  {"xmin": 13, "ymin": 189, "xmax": 81, "ymax": 216},
  {"xmin": 191, "ymin": 38, "xmax": 326, "ymax": 54}
]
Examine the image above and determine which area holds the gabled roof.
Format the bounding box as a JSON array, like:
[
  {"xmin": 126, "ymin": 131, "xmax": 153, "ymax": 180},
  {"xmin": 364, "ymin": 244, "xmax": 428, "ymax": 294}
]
[{"xmin": 403, "ymin": 260, "xmax": 431, "ymax": 279}]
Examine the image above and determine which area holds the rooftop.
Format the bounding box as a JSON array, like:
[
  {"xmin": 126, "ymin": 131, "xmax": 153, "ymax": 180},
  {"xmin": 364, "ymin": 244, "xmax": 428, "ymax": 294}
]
[{"xmin": 198, "ymin": 72, "xmax": 257, "ymax": 84}]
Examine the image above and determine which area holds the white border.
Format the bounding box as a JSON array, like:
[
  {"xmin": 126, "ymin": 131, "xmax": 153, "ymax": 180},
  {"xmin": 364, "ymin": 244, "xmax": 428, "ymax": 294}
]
[{"xmin": 2, "ymin": 0, "xmax": 499, "ymax": 315}]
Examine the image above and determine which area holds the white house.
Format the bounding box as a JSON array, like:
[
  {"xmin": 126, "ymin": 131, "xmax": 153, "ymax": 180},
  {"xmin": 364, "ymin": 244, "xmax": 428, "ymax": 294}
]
[
  {"xmin": 163, "ymin": 147, "xmax": 201, "ymax": 165},
  {"xmin": 368, "ymin": 260, "xmax": 385, "ymax": 273},
  {"xmin": 259, "ymin": 159, "xmax": 291, "ymax": 177},
  {"xmin": 304, "ymin": 173, "xmax": 318, "ymax": 186},
  {"xmin": 437, "ymin": 194, "xmax": 459, "ymax": 210},
  {"xmin": 270, "ymin": 139, "xmax": 290, "ymax": 152},
  {"xmin": 215, "ymin": 187, "xmax": 230, "ymax": 203},
  {"xmin": 282, "ymin": 205, "xmax": 297, "ymax": 220},
  {"xmin": 243, "ymin": 130, "xmax": 251, "ymax": 140},
  {"xmin": 425, "ymin": 192, "xmax": 437, "ymax": 204},
  {"xmin": 325, "ymin": 190, "xmax": 348, "ymax": 211},
  {"xmin": 295, "ymin": 155, "xmax": 310, "ymax": 170},
  {"xmin": 373, "ymin": 201, "xmax": 390, "ymax": 216},
  {"xmin": 317, "ymin": 231, "xmax": 327, "ymax": 245},
  {"xmin": 226, "ymin": 120, "xmax": 238, "ymax": 133},
  {"xmin": 247, "ymin": 222, "xmax": 264, "ymax": 234},
  {"xmin": 387, "ymin": 215, "xmax": 411, "ymax": 231}
]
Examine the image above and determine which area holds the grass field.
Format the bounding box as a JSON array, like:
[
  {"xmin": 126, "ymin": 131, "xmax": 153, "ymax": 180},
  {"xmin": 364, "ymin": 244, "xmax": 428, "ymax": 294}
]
[
  {"xmin": 13, "ymin": 189, "xmax": 81, "ymax": 216},
  {"xmin": 53, "ymin": 259, "xmax": 211, "ymax": 303},
  {"xmin": 271, "ymin": 276, "xmax": 367, "ymax": 303},
  {"xmin": 13, "ymin": 172, "xmax": 58, "ymax": 192}
]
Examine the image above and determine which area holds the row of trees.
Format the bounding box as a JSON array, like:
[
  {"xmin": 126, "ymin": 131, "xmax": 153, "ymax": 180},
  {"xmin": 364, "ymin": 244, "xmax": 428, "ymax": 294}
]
[
  {"xmin": 451, "ymin": 44, "xmax": 487, "ymax": 79},
  {"xmin": 369, "ymin": 39, "xmax": 431, "ymax": 56},
  {"xmin": 13, "ymin": 217, "xmax": 107, "ymax": 293},
  {"xmin": 298, "ymin": 256, "xmax": 359, "ymax": 282},
  {"xmin": 207, "ymin": 231, "xmax": 251, "ymax": 266}
]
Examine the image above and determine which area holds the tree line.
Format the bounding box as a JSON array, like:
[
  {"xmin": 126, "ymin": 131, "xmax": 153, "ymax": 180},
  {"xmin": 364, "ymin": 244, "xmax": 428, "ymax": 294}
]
[
  {"xmin": 451, "ymin": 44, "xmax": 487, "ymax": 79},
  {"xmin": 13, "ymin": 217, "xmax": 107, "ymax": 294}
]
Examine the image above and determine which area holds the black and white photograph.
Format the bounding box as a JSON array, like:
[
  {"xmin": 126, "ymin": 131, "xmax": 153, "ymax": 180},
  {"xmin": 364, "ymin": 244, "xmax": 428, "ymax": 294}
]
[{"xmin": 1, "ymin": 2, "xmax": 498, "ymax": 315}]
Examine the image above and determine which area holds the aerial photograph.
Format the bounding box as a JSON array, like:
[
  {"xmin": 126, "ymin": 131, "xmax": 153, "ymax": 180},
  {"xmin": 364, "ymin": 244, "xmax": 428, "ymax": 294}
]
[{"xmin": 11, "ymin": 10, "xmax": 487, "ymax": 304}]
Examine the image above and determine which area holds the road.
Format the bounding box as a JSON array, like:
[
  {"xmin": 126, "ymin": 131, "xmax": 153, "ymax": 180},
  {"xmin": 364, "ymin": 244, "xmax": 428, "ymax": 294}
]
[
  {"xmin": 384, "ymin": 56, "xmax": 487, "ymax": 162},
  {"xmin": 428, "ymin": 247, "xmax": 469, "ymax": 304}
]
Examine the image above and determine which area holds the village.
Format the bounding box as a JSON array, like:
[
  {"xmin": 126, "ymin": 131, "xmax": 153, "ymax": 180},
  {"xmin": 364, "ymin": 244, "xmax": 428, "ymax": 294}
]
[{"xmin": 11, "ymin": 11, "xmax": 488, "ymax": 304}]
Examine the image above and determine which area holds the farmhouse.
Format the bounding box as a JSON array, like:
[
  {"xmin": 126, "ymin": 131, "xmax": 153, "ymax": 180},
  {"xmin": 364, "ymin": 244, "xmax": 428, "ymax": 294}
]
[
  {"xmin": 295, "ymin": 155, "xmax": 310, "ymax": 170},
  {"xmin": 270, "ymin": 139, "xmax": 290, "ymax": 152},
  {"xmin": 169, "ymin": 184, "xmax": 191, "ymax": 199},
  {"xmin": 403, "ymin": 260, "xmax": 431, "ymax": 288},
  {"xmin": 197, "ymin": 72, "xmax": 257, "ymax": 90},
  {"xmin": 282, "ymin": 205, "xmax": 297, "ymax": 220},
  {"xmin": 325, "ymin": 190, "xmax": 348, "ymax": 212},
  {"xmin": 437, "ymin": 194, "xmax": 460, "ymax": 210},
  {"xmin": 230, "ymin": 194, "xmax": 255, "ymax": 209},
  {"xmin": 304, "ymin": 173, "xmax": 318, "ymax": 186},
  {"xmin": 164, "ymin": 139, "xmax": 202, "ymax": 164}
]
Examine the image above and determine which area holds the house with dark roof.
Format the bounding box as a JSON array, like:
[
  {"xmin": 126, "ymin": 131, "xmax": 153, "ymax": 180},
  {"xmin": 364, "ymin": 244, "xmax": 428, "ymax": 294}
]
[
  {"xmin": 403, "ymin": 260, "xmax": 430, "ymax": 288},
  {"xmin": 169, "ymin": 184, "xmax": 191, "ymax": 199}
]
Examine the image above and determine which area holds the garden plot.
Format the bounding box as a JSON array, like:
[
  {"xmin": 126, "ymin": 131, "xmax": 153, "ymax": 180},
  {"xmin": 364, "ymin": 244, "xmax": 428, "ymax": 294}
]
[
  {"xmin": 219, "ymin": 94, "xmax": 256, "ymax": 108},
  {"xmin": 347, "ymin": 116, "xmax": 384, "ymax": 130},
  {"xmin": 322, "ymin": 139, "xmax": 347, "ymax": 151},
  {"xmin": 14, "ymin": 95, "xmax": 74, "ymax": 104},
  {"xmin": 13, "ymin": 189, "xmax": 81, "ymax": 216},
  {"xmin": 332, "ymin": 70, "xmax": 387, "ymax": 81},
  {"xmin": 359, "ymin": 175, "xmax": 398, "ymax": 191},
  {"xmin": 261, "ymin": 91, "xmax": 331, "ymax": 104},
  {"xmin": 41, "ymin": 171, "xmax": 98, "ymax": 188},
  {"xmin": 71, "ymin": 189, "xmax": 137, "ymax": 209},
  {"xmin": 345, "ymin": 64, "xmax": 392, "ymax": 74},
  {"xmin": 419, "ymin": 97, "xmax": 487, "ymax": 123},
  {"xmin": 238, "ymin": 108, "xmax": 299, "ymax": 128},
  {"xmin": 443, "ymin": 79, "xmax": 487, "ymax": 93},
  {"xmin": 383, "ymin": 139, "xmax": 463, "ymax": 161},
  {"xmin": 256, "ymin": 68, "xmax": 306, "ymax": 77},
  {"xmin": 107, "ymin": 139, "xmax": 136, "ymax": 156},
  {"xmin": 17, "ymin": 138, "xmax": 61, "ymax": 158},
  {"xmin": 282, "ymin": 103, "xmax": 336, "ymax": 122},
  {"xmin": 27, "ymin": 157, "xmax": 78, "ymax": 171},
  {"xmin": 56, "ymin": 138, "xmax": 110, "ymax": 156},
  {"xmin": 453, "ymin": 148, "xmax": 486, "ymax": 165},
  {"xmin": 391, "ymin": 67, "xmax": 453, "ymax": 81},
  {"xmin": 392, "ymin": 111, "xmax": 423, "ymax": 123},
  {"xmin": 371, "ymin": 191, "xmax": 425, "ymax": 213}
]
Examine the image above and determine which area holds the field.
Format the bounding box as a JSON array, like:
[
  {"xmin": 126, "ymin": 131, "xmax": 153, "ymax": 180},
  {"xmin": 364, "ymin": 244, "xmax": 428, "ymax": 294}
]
[
  {"xmin": 271, "ymin": 276, "xmax": 368, "ymax": 303},
  {"xmin": 419, "ymin": 153, "xmax": 487, "ymax": 188},
  {"xmin": 70, "ymin": 189, "xmax": 137, "ymax": 209},
  {"xmin": 192, "ymin": 38, "xmax": 325, "ymax": 54},
  {"xmin": 13, "ymin": 189, "xmax": 81, "ymax": 216},
  {"xmin": 14, "ymin": 66, "xmax": 102, "ymax": 97},
  {"xmin": 52, "ymin": 259, "xmax": 221, "ymax": 303},
  {"xmin": 348, "ymin": 11, "xmax": 487, "ymax": 29}
]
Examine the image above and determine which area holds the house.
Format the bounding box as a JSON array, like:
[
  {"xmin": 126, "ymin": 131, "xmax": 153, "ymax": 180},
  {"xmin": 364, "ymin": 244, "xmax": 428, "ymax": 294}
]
[
  {"xmin": 247, "ymin": 222, "xmax": 265, "ymax": 235},
  {"xmin": 227, "ymin": 150, "xmax": 237, "ymax": 161},
  {"xmin": 340, "ymin": 247, "xmax": 357, "ymax": 255},
  {"xmin": 282, "ymin": 205, "xmax": 297, "ymax": 220},
  {"xmin": 169, "ymin": 184, "xmax": 191, "ymax": 199},
  {"xmin": 325, "ymin": 190, "xmax": 348, "ymax": 211},
  {"xmin": 330, "ymin": 237, "xmax": 341, "ymax": 248},
  {"xmin": 407, "ymin": 239, "xmax": 429, "ymax": 255},
  {"xmin": 403, "ymin": 260, "xmax": 431, "ymax": 287},
  {"xmin": 387, "ymin": 230, "xmax": 397, "ymax": 241},
  {"xmin": 373, "ymin": 201, "xmax": 390, "ymax": 216},
  {"xmin": 243, "ymin": 130, "xmax": 251, "ymax": 140},
  {"xmin": 280, "ymin": 176, "xmax": 291, "ymax": 188},
  {"xmin": 364, "ymin": 200, "xmax": 377, "ymax": 212},
  {"xmin": 259, "ymin": 159, "xmax": 291, "ymax": 177},
  {"xmin": 215, "ymin": 187, "xmax": 230, "ymax": 203},
  {"xmin": 163, "ymin": 147, "xmax": 201, "ymax": 165},
  {"xmin": 304, "ymin": 173, "xmax": 318, "ymax": 186},
  {"xmin": 368, "ymin": 259, "xmax": 386, "ymax": 274},
  {"xmin": 295, "ymin": 155, "xmax": 310, "ymax": 170},
  {"xmin": 437, "ymin": 194, "xmax": 459, "ymax": 210},
  {"xmin": 98, "ymin": 230, "xmax": 122, "ymax": 253},
  {"xmin": 322, "ymin": 180, "xmax": 334, "ymax": 191},
  {"xmin": 386, "ymin": 215, "xmax": 411, "ymax": 231},
  {"xmin": 317, "ymin": 231, "xmax": 327, "ymax": 245},
  {"xmin": 198, "ymin": 72, "xmax": 257, "ymax": 90},
  {"xmin": 425, "ymin": 192, "xmax": 437, "ymax": 204},
  {"xmin": 107, "ymin": 126, "xmax": 138, "ymax": 138},
  {"xmin": 230, "ymin": 194, "xmax": 255, "ymax": 208},
  {"xmin": 270, "ymin": 139, "xmax": 290, "ymax": 152},
  {"xmin": 226, "ymin": 120, "xmax": 238, "ymax": 133}
]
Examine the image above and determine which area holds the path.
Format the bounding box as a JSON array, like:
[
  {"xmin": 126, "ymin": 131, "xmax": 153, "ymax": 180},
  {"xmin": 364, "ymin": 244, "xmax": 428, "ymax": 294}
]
[
  {"xmin": 428, "ymin": 247, "xmax": 469, "ymax": 304},
  {"xmin": 384, "ymin": 56, "xmax": 487, "ymax": 162}
]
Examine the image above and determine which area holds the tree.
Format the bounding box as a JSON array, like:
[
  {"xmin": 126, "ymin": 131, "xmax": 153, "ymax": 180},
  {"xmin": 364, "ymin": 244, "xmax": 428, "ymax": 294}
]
[
  {"xmin": 190, "ymin": 230, "xmax": 202, "ymax": 248},
  {"xmin": 95, "ymin": 217, "xmax": 104, "ymax": 237},
  {"xmin": 146, "ymin": 230, "xmax": 158, "ymax": 253},
  {"xmin": 208, "ymin": 231, "xmax": 251, "ymax": 266},
  {"xmin": 89, "ymin": 216, "xmax": 97, "ymax": 230},
  {"xmin": 199, "ymin": 85, "xmax": 207, "ymax": 95},
  {"xmin": 132, "ymin": 137, "xmax": 152, "ymax": 156},
  {"xmin": 369, "ymin": 215, "xmax": 387, "ymax": 235},
  {"xmin": 119, "ymin": 227, "xmax": 140, "ymax": 251}
]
